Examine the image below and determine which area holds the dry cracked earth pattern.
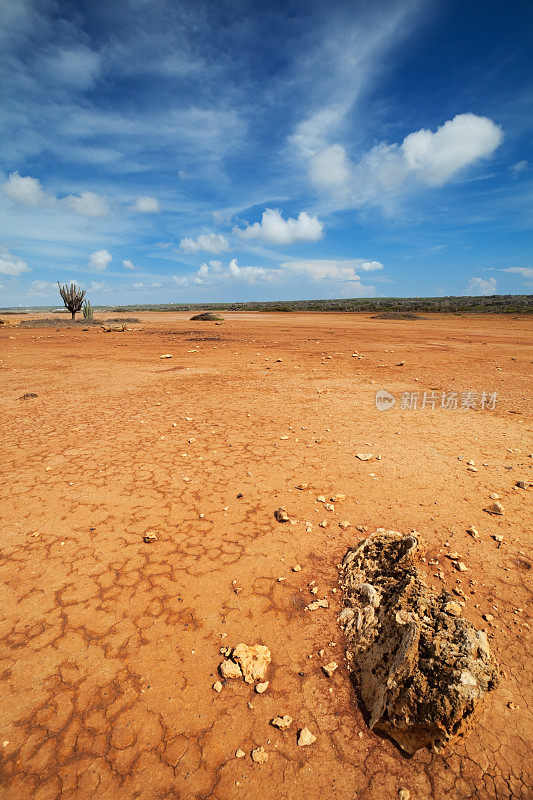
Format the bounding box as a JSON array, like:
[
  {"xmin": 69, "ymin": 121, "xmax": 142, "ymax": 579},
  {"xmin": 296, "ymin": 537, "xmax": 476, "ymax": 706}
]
[{"xmin": 0, "ymin": 311, "xmax": 531, "ymax": 800}]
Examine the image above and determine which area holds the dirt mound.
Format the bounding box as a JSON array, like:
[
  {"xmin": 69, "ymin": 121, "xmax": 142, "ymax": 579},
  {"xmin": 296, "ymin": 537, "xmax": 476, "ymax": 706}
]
[
  {"xmin": 190, "ymin": 312, "xmax": 224, "ymax": 321},
  {"xmin": 339, "ymin": 529, "xmax": 499, "ymax": 754}
]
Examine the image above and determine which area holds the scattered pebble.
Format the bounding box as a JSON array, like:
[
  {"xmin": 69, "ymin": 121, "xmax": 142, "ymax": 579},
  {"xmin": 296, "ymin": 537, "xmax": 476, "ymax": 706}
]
[
  {"xmin": 297, "ymin": 727, "xmax": 317, "ymax": 747},
  {"xmin": 235, "ymin": 749, "xmax": 245, "ymax": 758},
  {"xmin": 485, "ymin": 501, "xmax": 504, "ymax": 515},
  {"xmin": 143, "ymin": 532, "xmax": 158, "ymax": 543},
  {"xmin": 160, "ymin": 354, "xmax": 172, "ymax": 359},
  {"xmin": 292, "ymin": 564, "xmax": 302, "ymax": 572},
  {"xmin": 251, "ymin": 746, "xmax": 268, "ymax": 764},
  {"xmin": 274, "ymin": 508, "xmax": 290, "ymax": 523},
  {"xmin": 213, "ymin": 681, "xmax": 223, "ymax": 693},
  {"xmin": 322, "ymin": 662, "xmax": 338, "ymax": 677},
  {"xmin": 271, "ymin": 715, "xmax": 292, "ymax": 730},
  {"xmin": 356, "ymin": 453, "xmax": 373, "ymax": 461},
  {"xmin": 255, "ymin": 681, "xmax": 269, "ymax": 694}
]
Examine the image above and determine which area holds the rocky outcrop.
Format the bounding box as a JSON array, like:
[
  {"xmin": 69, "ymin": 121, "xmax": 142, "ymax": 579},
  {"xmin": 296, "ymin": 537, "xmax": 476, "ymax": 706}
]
[{"xmin": 339, "ymin": 529, "xmax": 499, "ymax": 754}]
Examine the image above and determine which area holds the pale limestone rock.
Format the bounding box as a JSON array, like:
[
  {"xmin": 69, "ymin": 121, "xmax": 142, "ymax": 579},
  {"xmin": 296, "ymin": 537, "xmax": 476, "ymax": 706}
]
[
  {"xmin": 274, "ymin": 508, "xmax": 290, "ymax": 523},
  {"xmin": 251, "ymin": 746, "xmax": 268, "ymax": 764},
  {"xmin": 322, "ymin": 662, "xmax": 338, "ymax": 677},
  {"xmin": 212, "ymin": 681, "xmax": 223, "ymax": 692},
  {"xmin": 232, "ymin": 643, "xmax": 271, "ymax": 684},
  {"xmin": 356, "ymin": 453, "xmax": 373, "ymax": 461},
  {"xmin": 297, "ymin": 727, "xmax": 317, "ymax": 746},
  {"xmin": 219, "ymin": 660, "xmax": 243, "ymax": 680},
  {"xmin": 255, "ymin": 681, "xmax": 269, "ymax": 694},
  {"xmin": 271, "ymin": 715, "xmax": 292, "ymax": 730},
  {"xmin": 235, "ymin": 749, "xmax": 245, "ymax": 758}
]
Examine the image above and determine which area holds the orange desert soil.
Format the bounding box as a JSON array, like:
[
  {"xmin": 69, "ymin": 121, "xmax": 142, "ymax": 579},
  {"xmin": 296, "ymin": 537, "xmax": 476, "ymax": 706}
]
[{"xmin": 0, "ymin": 312, "xmax": 531, "ymax": 800}]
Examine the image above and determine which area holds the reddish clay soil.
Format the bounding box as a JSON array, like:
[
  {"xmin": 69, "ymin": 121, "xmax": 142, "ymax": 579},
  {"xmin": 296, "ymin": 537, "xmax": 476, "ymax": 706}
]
[{"xmin": 0, "ymin": 312, "xmax": 531, "ymax": 800}]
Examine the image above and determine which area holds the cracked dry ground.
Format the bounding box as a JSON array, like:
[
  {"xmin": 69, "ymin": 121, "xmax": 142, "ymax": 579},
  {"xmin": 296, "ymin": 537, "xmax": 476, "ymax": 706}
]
[{"xmin": 0, "ymin": 311, "xmax": 531, "ymax": 800}]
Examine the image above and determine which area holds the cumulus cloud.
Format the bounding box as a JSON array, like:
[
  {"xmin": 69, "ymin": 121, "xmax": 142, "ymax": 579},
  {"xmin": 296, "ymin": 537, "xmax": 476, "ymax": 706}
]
[
  {"xmin": 2, "ymin": 171, "xmax": 109, "ymax": 216},
  {"xmin": 309, "ymin": 114, "xmax": 504, "ymax": 205},
  {"xmin": 467, "ymin": 276, "xmax": 497, "ymax": 295},
  {"xmin": 179, "ymin": 232, "xmax": 230, "ymax": 254},
  {"xmin": 173, "ymin": 258, "xmax": 271, "ymax": 288},
  {"xmin": 88, "ymin": 249, "xmax": 112, "ymax": 271},
  {"xmin": 133, "ymin": 196, "xmax": 160, "ymax": 213},
  {"xmin": 280, "ymin": 258, "xmax": 382, "ymax": 281},
  {"xmin": 122, "ymin": 259, "xmax": 137, "ymax": 270},
  {"xmin": 172, "ymin": 255, "xmax": 382, "ymax": 291},
  {"xmin": 63, "ymin": 191, "xmax": 109, "ymax": 217},
  {"xmin": 0, "ymin": 250, "xmax": 30, "ymax": 276},
  {"xmin": 309, "ymin": 144, "xmax": 352, "ymax": 195},
  {"xmin": 3, "ymin": 171, "xmax": 52, "ymax": 206},
  {"xmin": 236, "ymin": 208, "xmax": 324, "ymax": 245}
]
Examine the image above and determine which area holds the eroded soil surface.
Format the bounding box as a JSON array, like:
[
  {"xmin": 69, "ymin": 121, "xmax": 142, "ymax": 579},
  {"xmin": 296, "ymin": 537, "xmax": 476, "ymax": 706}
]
[{"xmin": 0, "ymin": 312, "xmax": 531, "ymax": 800}]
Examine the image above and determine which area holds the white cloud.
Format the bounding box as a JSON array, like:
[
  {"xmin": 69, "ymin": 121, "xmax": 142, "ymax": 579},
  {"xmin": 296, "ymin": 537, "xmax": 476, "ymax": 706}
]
[
  {"xmin": 172, "ymin": 255, "xmax": 382, "ymax": 291},
  {"xmin": 63, "ymin": 191, "xmax": 109, "ymax": 217},
  {"xmin": 309, "ymin": 144, "xmax": 352, "ymax": 195},
  {"xmin": 510, "ymin": 160, "xmax": 527, "ymax": 176},
  {"xmin": 3, "ymin": 171, "xmax": 52, "ymax": 206},
  {"xmin": 41, "ymin": 46, "xmax": 100, "ymax": 90},
  {"xmin": 501, "ymin": 266, "xmax": 533, "ymax": 278},
  {"xmin": 151, "ymin": 281, "xmax": 162, "ymax": 288},
  {"xmin": 0, "ymin": 250, "xmax": 30, "ymax": 276},
  {"xmin": 123, "ymin": 259, "xmax": 136, "ymax": 270},
  {"xmin": 2, "ymin": 172, "xmax": 109, "ymax": 216},
  {"xmin": 401, "ymin": 114, "xmax": 503, "ymax": 186},
  {"xmin": 467, "ymin": 276, "xmax": 498, "ymax": 295},
  {"xmin": 179, "ymin": 232, "xmax": 230, "ymax": 254},
  {"xmin": 173, "ymin": 258, "xmax": 271, "ymax": 288},
  {"xmin": 236, "ymin": 208, "xmax": 324, "ymax": 245},
  {"xmin": 28, "ymin": 279, "xmax": 57, "ymax": 295},
  {"xmin": 132, "ymin": 196, "xmax": 160, "ymax": 213},
  {"xmin": 88, "ymin": 281, "xmax": 109, "ymax": 292},
  {"xmin": 133, "ymin": 282, "xmax": 145, "ymax": 289},
  {"xmin": 309, "ymin": 114, "xmax": 504, "ymax": 205},
  {"xmin": 88, "ymin": 249, "xmax": 112, "ymax": 271},
  {"xmin": 280, "ymin": 258, "xmax": 382, "ymax": 281}
]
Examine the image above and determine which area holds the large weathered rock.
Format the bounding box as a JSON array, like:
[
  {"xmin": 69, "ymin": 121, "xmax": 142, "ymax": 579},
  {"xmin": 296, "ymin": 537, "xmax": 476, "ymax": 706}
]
[
  {"xmin": 339, "ymin": 529, "xmax": 499, "ymax": 754},
  {"xmin": 232, "ymin": 643, "xmax": 271, "ymax": 684}
]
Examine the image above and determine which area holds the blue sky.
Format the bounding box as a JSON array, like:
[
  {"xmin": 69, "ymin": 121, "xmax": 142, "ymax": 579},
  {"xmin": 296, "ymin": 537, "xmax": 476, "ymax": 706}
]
[{"xmin": 0, "ymin": 0, "xmax": 532, "ymax": 306}]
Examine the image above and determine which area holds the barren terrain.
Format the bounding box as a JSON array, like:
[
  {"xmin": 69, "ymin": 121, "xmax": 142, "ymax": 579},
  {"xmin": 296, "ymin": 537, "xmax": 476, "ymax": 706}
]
[{"xmin": 0, "ymin": 311, "xmax": 531, "ymax": 800}]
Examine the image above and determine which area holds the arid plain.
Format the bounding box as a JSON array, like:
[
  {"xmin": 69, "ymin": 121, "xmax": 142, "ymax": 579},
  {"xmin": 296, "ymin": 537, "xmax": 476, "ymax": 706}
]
[{"xmin": 0, "ymin": 311, "xmax": 531, "ymax": 800}]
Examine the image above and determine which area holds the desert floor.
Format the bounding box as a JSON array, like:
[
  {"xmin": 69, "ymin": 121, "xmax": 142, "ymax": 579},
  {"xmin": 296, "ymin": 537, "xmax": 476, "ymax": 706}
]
[{"xmin": 0, "ymin": 311, "xmax": 531, "ymax": 800}]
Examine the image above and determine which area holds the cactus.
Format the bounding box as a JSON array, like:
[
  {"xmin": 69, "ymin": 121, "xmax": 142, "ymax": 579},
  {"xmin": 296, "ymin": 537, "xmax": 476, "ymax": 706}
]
[
  {"xmin": 83, "ymin": 299, "xmax": 93, "ymax": 320},
  {"xmin": 57, "ymin": 281, "xmax": 86, "ymax": 320}
]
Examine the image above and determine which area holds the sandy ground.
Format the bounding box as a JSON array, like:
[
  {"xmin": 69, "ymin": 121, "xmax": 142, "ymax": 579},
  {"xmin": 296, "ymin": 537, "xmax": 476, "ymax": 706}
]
[{"xmin": 0, "ymin": 311, "xmax": 531, "ymax": 800}]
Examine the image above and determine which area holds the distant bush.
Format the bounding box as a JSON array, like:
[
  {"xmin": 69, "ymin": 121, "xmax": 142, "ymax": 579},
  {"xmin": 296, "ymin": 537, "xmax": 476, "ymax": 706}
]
[
  {"xmin": 105, "ymin": 317, "xmax": 140, "ymax": 323},
  {"xmin": 190, "ymin": 312, "xmax": 224, "ymax": 321}
]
